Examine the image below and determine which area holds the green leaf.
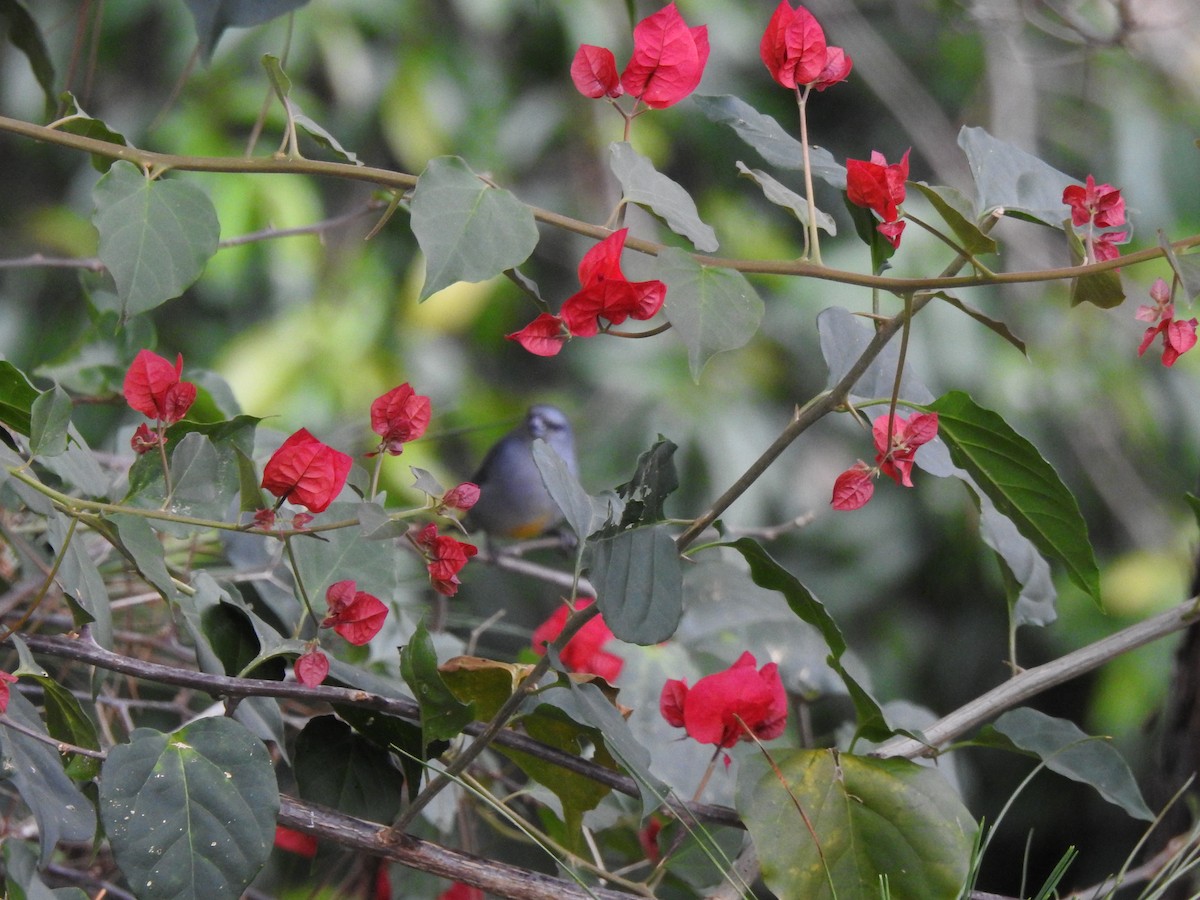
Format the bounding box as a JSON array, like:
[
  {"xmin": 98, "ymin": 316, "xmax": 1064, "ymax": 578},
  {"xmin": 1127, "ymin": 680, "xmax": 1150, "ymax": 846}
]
[
  {"xmin": 183, "ymin": 0, "xmax": 311, "ymax": 59},
  {"xmin": 609, "ymin": 142, "xmax": 718, "ymax": 252},
  {"xmin": 501, "ymin": 697, "xmax": 618, "ymax": 850},
  {"xmin": 0, "ymin": 358, "xmax": 40, "ymax": 436},
  {"xmin": 30, "ymin": 675, "xmax": 102, "ymax": 781},
  {"xmin": 109, "ymin": 512, "xmax": 178, "ymax": 602},
  {"xmin": 533, "ymin": 437, "xmax": 594, "ymax": 540},
  {"xmin": 563, "ymin": 680, "xmax": 667, "ymax": 817},
  {"xmin": 958, "ymin": 125, "xmax": 1076, "ymax": 226},
  {"xmin": 39, "ymin": 425, "xmax": 109, "ymax": 497},
  {"xmin": 4, "ymin": 837, "xmax": 89, "ymax": 900},
  {"xmin": 817, "ymin": 306, "xmax": 934, "ymax": 405},
  {"xmin": 591, "ymin": 525, "xmax": 683, "ymax": 645},
  {"xmin": 28, "ymin": 385, "xmax": 71, "ymax": 457},
  {"xmin": 400, "ymin": 619, "xmax": 475, "ymax": 750},
  {"xmin": 910, "ymin": 182, "xmax": 998, "ymax": 257},
  {"xmin": 261, "ymin": 55, "xmax": 360, "ymax": 164},
  {"xmin": 977, "ymin": 498, "xmax": 1057, "ymax": 627},
  {"xmin": 0, "ymin": 690, "xmax": 96, "ymax": 867},
  {"xmin": 57, "ymin": 92, "xmax": 130, "ymax": 172},
  {"xmin": 410, "ymin": 156, "xmax": 539, "ymax": 300},
  {"xmin": 45, "ymin": 511, "xmax": 112, "ymax": 648},
  {"xmin": 333, "ymin": 705, "xmax": 427, "ymax": 802},
  {"xmin": 933, "ymin": 291, "xmax": 1027, "ymax": 355},
  {"xmin": 738, "ymin": 749, "xmax": 976, "ymax": 900},
  {"xmin": 1159, "ymin": 232, "xmax": 1200, "ymax": 302},
  {"xmin": 99, "ymin": 718, "xmax": 278, "ymax": 900},
  {"xmin": 92, "ymin": 161, "xmax": 220, "ymax": 319},
  {"xmin": 925, "ymin": 391, "xmax": 1102, "ymax": 606},
  {"xmin": 843, "ymin": 194, "xmax": 897, "ymax": 273},
  {"xmin": 657, "ymin": 247, "xmax": 764, "ymax": 382},
  {"xmin": 289, "ymin": 500, "xmax": 403, "ymax": 604},
  {"xmin": 724, "ymin": 538, "xmax": 895, "ymax": 743},
  {"xmin": 0, "ymin": 0, "xmax": 55, "ymax": 115},
  {"xmin": 1070, "ymin": 264, "xmax": 1126, "ymax": 309},
  {"xmin": 692, "ymin": 94, "xmax": 847, "ymax": 189},
  {"xmin": 607, "ymin": 437, "xmax": 679, "ymax": 531},
  {"xmin": 987, "ymin": 707, "xmax": 1153, "ymax": 821},
  {"xmin": 439, "ymin": 656, "xmax": 533, "ymax": 722},
  {"xmin": 736, "ymin": 161, "xmax": 836, "ymax": 235},
  {"xmin": 294, "ymin": 716, "xmax": 404, "ymax": 824}
]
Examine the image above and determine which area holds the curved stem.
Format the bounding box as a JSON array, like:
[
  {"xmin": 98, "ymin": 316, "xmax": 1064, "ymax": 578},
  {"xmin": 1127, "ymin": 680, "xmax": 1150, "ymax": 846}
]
[
  {"xmin": 872, "ymin": 597, "xmax": 1200, "ymax": 759},
  {"xmin": 795, "ymin": 85, "xmax": 822, "ymax": 264},
  {"xmin": 1, "ymin": 114, "xmax": 1191, "ymax": 294},
  {"xmin": 391, "ymin": 602, "xmax": 601, "ymax": 832}
]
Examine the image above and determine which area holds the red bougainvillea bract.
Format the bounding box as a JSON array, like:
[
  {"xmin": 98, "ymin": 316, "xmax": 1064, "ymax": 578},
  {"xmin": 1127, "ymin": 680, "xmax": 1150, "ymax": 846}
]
[
  {"xmin": 660, "ymin": 651, "xmax": 787, "ymax": 748},
  {"xmin": 570, "ymin": 4, "xmax": 709, "ymax": 110},
  {"xmin": 261, "ymin": 428, "xmax": 353, "ymax": 514},
  {"xmin": 531, "ymin": 598, "xmax": 623, "ymax": 682}
]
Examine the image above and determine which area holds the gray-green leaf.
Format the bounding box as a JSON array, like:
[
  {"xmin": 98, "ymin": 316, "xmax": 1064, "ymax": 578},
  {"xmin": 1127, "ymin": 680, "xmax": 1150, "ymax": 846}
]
[
  {"xmin": 658, "ymin": 247, "xmax": 763, "ymax": 382},
  {"xmin": 591, "ymin": 525, "xmax": 682, "ymax": 644},
  {"xmin": 737, "ymin": 161, "xmax": 836, "ymax": 234},
  {"xmin": 609, "ymin": 142, "xmax": 718, "ymax": 252},
  {"xmin": 926, "ymin": 391, "xmax": 1101, "ymax": 606},
  {"xmin": 410, "ymin": 156, "xmax": 539, "ymax": 300},
  {"xmin": 92, "ymin": 161, "xmax": 220, "ymax": 319},
  {"xmin": 988, "ymin": 707, "xmax": 1152, "ymax": 821},
  {"xmin": 99, "ymin": 718, "xmax": 278, "ymax": 900}
]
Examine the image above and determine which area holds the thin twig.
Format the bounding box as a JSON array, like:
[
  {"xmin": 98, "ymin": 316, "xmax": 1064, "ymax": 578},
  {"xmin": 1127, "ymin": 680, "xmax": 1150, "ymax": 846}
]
[{"xmin": 873, "ymin": 597, "xmax": 1200, "ymax": 758}]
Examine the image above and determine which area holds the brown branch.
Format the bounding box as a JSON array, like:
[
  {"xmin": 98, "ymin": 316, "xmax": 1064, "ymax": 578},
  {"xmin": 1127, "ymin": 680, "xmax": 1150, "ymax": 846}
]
[
  {"xmin": 11, "ymin": 630, "xmax": 740, "ymax": 830},
  {"xmin": 1, "ymin": 114, "xmax": 1194, "ymax": 294},
  {"xmin": 873, "ymin": 598, "xmax": 1200, "ymax": 759},
  {"xmin": 279, "ymin": 793, "xmax": 639, "ymax": 899}
]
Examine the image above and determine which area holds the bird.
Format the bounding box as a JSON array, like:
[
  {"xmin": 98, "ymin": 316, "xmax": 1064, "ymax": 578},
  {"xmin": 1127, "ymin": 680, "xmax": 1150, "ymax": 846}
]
[{"xmin": 464, "ymin": 405, "xmax": 577, "ymax": 540}]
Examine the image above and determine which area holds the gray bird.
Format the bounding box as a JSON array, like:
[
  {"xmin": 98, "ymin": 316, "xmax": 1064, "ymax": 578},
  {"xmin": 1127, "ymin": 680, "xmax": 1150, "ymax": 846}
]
[{"xmin": 464, "ymin": 405, "xmax": 577, "ymax": 539}]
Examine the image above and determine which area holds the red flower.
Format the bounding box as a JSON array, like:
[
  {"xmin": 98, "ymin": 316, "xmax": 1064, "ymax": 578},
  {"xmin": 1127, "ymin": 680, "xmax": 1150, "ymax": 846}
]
[
  {"xmin": 321, "ymin": 580, "xmax": 388, "ymax": 645},
  {"xmin": 441, "ymin": 482, "xmax": 480, "ymax": 513},
  {"xmin": 261, "ymin": 428, "xmax": 353, "ymax": 514},
  {"xmin": 561, "ymin": 229, "xmax": 665, "ymax": 337},
  {"xmin": 830, "ymin": 461, "xmax": 874, "ymax": 511},
  {"xmin": 369, "ymin": 383, "xmax": 431, "ymax": 456},
  {"xmin": 1139, "ymin": 316, "xmax": 1198, "ymax": 367},
  {"xmin": 812, "ymin": 45, "xmax": 853, "ymax": 91},
  {"xmin": 831, "ymin": 411, "xmax": 939, "ymax": 511},
  {"xmin": 415, "ymin": 523, "xmax": 478, "ymax": 596},
  {"xmin": 506, "ymin": 313, "xmax": 570, "ymax": 357},
  {"xmin": 876, "ymin": 219, "xmax": 906, "ymax": 250},
  {"xmin": 638, "ymin": 816, "xmax": 663, "ymax": 864},
  {"xmin": 760, "ymin": 2, "xmax": 851, "ymax": 91},
  {"xmin": 570, "ymin": 45, "xmax": 624, "ymax": 99},
  {"xmin": 873, "ymin": 411, "xmax": 939, "ymax": 487},
  {"xmin": 531, "ymin": 598, "xmax": 623, "ymax": 682},
  {"xmin": 509, "ymin": 230, "xmax": 666, "ymax": 355},
  {"xmin": 1062, "ymin": 175, "xmax": 1127, "ymax": 264},
  {"xmin": 0, "ymin": 670, "xmax": 17, "ymax": 713},
  {"xmin": 846, "ymin": 149, "xmax": 910, "ymax": 224},
  {"xmin": 660, "ymin": 651, "xmax": 787, "ymax": 748},
  {"xmin": 1063, "ymin": 174, "xmax": 1125, "ymax": 229},
  {"xmin": 123, "ymin": 350, "xmax": 197, "ymax": 425},
  {"xmin": 130, "ymin": 422, "xmax": 161, "ymax": 455},
  {"xmin": 438, "ymin": 884, "xmax": 484, "ymax": 900},
  {"xmin": 274, "ymin": 825, "xmax": 318, "ymax": 857},
  {"xmin": 294, "ymin": 648, "xmax": 329, "ymax": 687},
  {"xmin": 1090, "ymin": 229, "xmax": 1127, "ymax": 263},
  {"xmin": 619, "ymin": 4, "xmax": 709, "ymax": 109}
]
